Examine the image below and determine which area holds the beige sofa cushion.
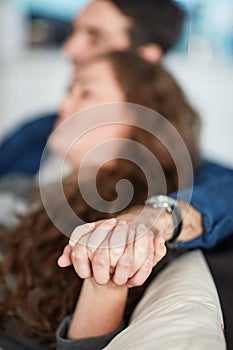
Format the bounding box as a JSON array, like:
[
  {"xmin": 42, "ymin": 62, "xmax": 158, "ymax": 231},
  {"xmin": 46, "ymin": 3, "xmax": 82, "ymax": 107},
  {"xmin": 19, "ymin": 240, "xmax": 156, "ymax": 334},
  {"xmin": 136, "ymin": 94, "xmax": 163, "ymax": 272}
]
[{"xmin": 105, "ymin": 250, "xmax": 226, "ymax": 350}]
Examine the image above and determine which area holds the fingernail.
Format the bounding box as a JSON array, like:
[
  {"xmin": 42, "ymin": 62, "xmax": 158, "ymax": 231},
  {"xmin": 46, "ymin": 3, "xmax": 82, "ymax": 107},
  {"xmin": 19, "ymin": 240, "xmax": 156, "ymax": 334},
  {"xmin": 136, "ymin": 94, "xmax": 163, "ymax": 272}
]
[
  {"xmin": 107, "ymin": 218, "xmax": 117, "ymax": 223},
  {"xmin": 103, "ymin": 218, "xmax": 116, "ymax": 226},
  {"xmin": 69, "ymin": 239, "xmax": 76, "ymax": 247},
  {"xmin": 86, "ymin": 222, "xmax": 95, "ymax": 228},
  {"xmin": 118, "ymin": 220, "xmax": 127, "ymax": 226},
  {"xmin": 57, "ymin": 256, "xmax": 62, "ymax": 264}
]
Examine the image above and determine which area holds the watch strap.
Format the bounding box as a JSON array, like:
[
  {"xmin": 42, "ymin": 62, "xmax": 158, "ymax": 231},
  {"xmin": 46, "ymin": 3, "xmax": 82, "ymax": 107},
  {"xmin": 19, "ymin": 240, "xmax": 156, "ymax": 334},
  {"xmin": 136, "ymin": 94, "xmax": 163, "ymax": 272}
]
[{"xmin": 166, "ymin": 202, "xmax": 183, "ymax": 248}]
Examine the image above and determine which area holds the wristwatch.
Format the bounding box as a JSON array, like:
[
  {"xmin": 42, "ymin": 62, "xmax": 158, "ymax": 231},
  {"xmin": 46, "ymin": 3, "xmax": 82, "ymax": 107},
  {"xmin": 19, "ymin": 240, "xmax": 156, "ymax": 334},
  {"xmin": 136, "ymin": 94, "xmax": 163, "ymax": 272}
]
[{"xmin": 145, "ymin": 195, "xmax": 183, "ymax": 248}]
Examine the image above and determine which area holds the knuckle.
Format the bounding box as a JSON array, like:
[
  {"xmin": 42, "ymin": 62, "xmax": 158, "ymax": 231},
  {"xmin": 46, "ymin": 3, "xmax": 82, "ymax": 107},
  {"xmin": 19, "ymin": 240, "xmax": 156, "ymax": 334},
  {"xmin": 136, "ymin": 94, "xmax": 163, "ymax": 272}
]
[
  {"xmin": 113, "ymin": 276, "xmax": 126, "ymax": 286},
  {"xmin": 78, "ymin": 271, "xmax": 90, "ymax": 279},
  {"xmin": 130, "ymin": 278, "xmax": 141, "ymax": 287},
  {"xmin": 158, "ymin": 245, "xmax": 167, "ymax": 258},
  {"xmin": 153, "ymin": 252, "xmax": 166, "ymax": 265},
  {"xmin": 141, "ymin": 262, "xmax": 153, "ymax": 274},
  {"xmin": 93, "ymin": 255, "xmax": 106, "ymax": 267},
  {"xmin": 120, "ymin": 260, "xmax": 131, "ymax": 269},
  {"xmin": 110, "ymin": 248, "xmax": 122, "ymax": 259},
  {"xmin": 135, "ymin": 245, "xmax": 147, "ymax": 256},
  {"xmin": 119, "ymin": 254, "xmax": 133, "ymax": 269},
  {"xmin": 72, "ymin": 250, "xmax": 85, "ymax": 261}
]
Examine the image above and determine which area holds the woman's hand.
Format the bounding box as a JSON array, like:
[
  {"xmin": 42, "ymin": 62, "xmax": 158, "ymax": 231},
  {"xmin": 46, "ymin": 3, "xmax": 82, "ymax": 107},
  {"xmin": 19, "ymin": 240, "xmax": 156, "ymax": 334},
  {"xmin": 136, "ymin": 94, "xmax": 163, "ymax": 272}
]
[{"xmin": 58, "ymin": 208, "xmax": 167, "ymax": 287}]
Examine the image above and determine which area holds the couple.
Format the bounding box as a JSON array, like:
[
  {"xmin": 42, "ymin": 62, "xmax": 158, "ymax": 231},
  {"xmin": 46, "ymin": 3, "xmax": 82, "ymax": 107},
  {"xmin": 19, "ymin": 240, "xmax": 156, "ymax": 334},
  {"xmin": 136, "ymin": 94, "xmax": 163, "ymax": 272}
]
[
  {"xmin": 0, "ymin": 0, "xmax": 232, "ymax": 348},
  {"xmin": 0, "ymin": 50, "xmax": 228, "ymax": 350}
]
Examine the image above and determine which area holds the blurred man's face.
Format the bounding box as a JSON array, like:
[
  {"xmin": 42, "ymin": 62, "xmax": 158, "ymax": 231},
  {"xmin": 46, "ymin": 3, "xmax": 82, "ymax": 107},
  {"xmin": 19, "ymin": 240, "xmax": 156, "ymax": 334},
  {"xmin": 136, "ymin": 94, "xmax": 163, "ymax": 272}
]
[{"xmin": 63, "ymin": 0, "xmax": 132, "ymax": 68}]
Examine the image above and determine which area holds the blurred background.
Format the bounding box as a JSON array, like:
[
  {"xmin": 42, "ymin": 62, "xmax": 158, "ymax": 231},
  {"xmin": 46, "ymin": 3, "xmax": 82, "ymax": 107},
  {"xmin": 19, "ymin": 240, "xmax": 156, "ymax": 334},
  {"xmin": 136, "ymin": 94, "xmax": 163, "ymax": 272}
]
[{"xmin": 0, "ymin": 0, "xmax": 233, "ymax": 166}]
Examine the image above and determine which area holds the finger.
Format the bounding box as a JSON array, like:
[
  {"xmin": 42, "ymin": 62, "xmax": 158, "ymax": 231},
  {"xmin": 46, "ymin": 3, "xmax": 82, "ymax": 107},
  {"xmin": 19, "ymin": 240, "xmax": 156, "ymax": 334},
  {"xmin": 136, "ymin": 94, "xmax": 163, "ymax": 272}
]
[
  {"xmin": 153, "ymin": 236, "xmax": 167, "ymax": 266},
  {"xmin": 129, "ymin": 224, "xmax": 150, "ymax": 276},
  {"xmin": 69, "ymin": 222, "xmax": 96, "ymax": 247},
  {"xmin": 112, "ymin": 229, "xmax": 135, "ymax": 285},
  {"xmin": 92, "ymin": 237, "xmax": 111, "ymax": 285},
  {"xmin": 87, "ymin": 218, "xmax": 116, "ymax": 259},
  {"xmin": 57, "ymin": 244, "xmax": 72, "ymax": 267},
  {"xmin": 127, "ymin": 234, "xmax": 154, "ymax": 287},
  {"xmin": 71, "ymin": 233, "xmax": 92, "ymax": 279},
  {"xmin": 109, "ymin": 220, "xmax": 128, "ymax": 268},
  {"xmin": 127, "ymin": 258, "xmax": 153, "ymax": 288}
]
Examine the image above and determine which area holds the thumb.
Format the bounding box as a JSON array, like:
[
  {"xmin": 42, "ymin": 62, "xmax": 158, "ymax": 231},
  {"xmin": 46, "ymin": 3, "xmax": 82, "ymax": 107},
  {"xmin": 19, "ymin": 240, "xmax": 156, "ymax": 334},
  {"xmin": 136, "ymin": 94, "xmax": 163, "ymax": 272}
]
[{"xmin": 57, "ymin": 244, "xmax": 73, "ymax": 267}]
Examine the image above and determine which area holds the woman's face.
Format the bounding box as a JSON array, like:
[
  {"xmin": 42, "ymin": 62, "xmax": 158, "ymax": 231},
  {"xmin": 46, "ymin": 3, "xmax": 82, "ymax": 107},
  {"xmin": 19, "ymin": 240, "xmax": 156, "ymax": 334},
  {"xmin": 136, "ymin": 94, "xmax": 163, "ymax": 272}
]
[
  {"xmin": 58, "ymin": 60, "xmax": 125, "ymax": 124},
  {"xmin": 50, "ymin": 60, "xmax": 132, "ymax": 168}
]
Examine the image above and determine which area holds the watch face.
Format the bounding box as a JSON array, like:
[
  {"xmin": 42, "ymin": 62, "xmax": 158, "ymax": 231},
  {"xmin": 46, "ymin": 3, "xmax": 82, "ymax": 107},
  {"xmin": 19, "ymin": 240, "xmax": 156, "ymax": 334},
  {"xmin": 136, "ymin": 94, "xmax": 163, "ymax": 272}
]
[{"xmin": 146, "ymin": 195, "xmax": 177, "ymax": 209}]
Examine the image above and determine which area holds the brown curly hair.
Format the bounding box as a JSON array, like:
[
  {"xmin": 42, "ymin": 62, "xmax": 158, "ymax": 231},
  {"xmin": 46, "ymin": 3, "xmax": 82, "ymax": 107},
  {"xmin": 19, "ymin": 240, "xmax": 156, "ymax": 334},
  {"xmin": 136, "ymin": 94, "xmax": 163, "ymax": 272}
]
[{"xmin": 0, "ymin": 51, "xmax": 201, "ymax": 348}]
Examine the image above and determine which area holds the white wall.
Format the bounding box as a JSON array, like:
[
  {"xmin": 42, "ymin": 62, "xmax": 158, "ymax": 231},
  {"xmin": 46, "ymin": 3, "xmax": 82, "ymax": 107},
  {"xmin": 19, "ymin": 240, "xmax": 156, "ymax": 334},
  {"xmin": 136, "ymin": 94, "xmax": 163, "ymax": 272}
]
[
  {"xmin": 0, "ymin": 49, "xmax": 71, "ymax": 139},
  {"xmin": 165, "ymin": 55, "xmax": 233, "ymax": 167}
]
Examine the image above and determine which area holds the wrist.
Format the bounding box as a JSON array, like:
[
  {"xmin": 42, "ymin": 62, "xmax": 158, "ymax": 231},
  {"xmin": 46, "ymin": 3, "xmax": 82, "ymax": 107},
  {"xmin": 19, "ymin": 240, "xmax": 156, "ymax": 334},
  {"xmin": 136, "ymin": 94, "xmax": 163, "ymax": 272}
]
[
  {"xmin": 177, "ymin": 201, "xmax": 203, "ymax": 242},
  {"xmin": 145, "ymin": 196, "xmax": 180, "ymax": 241},
  {"xmin": 87, "ymin": 277, "xmax": 128, "ymax": 295},
  {"xmin": 118, "ymin": 205, "xmax": 175, "ymax": 240},
  {"xmin": 68, "ymin": 279, "xmax": 128, "ymax": 340}
]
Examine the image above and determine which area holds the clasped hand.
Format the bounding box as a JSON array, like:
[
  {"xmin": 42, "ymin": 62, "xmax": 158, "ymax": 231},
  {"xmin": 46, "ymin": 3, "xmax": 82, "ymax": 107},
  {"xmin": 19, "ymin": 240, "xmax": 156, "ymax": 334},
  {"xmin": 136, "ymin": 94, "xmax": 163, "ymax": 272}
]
[{"xmin": 58, "ymin": 209, "xmax": 168, "ymax": 288}]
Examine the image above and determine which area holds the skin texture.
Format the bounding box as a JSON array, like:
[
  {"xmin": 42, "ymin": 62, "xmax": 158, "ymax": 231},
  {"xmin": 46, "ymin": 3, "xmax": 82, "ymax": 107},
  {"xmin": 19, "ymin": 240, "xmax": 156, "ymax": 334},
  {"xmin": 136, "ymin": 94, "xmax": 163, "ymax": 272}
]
[{"xmin": 63, "ymin": 0, "xmax": 132, "ymax": 67}]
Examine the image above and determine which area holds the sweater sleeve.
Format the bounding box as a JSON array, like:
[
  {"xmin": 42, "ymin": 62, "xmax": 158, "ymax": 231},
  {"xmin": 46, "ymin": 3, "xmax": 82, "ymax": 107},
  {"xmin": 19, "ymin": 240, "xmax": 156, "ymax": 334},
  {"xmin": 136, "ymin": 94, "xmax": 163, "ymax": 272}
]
[
  {"xmin": 170, "ymin": 160, "xmax": 233, "ymax": 249},
  {"xmin": 56, "ymin": 315, "xmax": 125, "ymax": 350}
]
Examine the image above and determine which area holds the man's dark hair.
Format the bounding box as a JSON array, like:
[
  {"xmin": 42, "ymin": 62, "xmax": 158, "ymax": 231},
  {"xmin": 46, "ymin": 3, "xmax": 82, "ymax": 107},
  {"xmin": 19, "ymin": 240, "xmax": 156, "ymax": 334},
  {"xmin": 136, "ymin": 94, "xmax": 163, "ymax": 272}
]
[{"xmin": 107, "ymin": 0, "xmax": 185, "ymax": 53}]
